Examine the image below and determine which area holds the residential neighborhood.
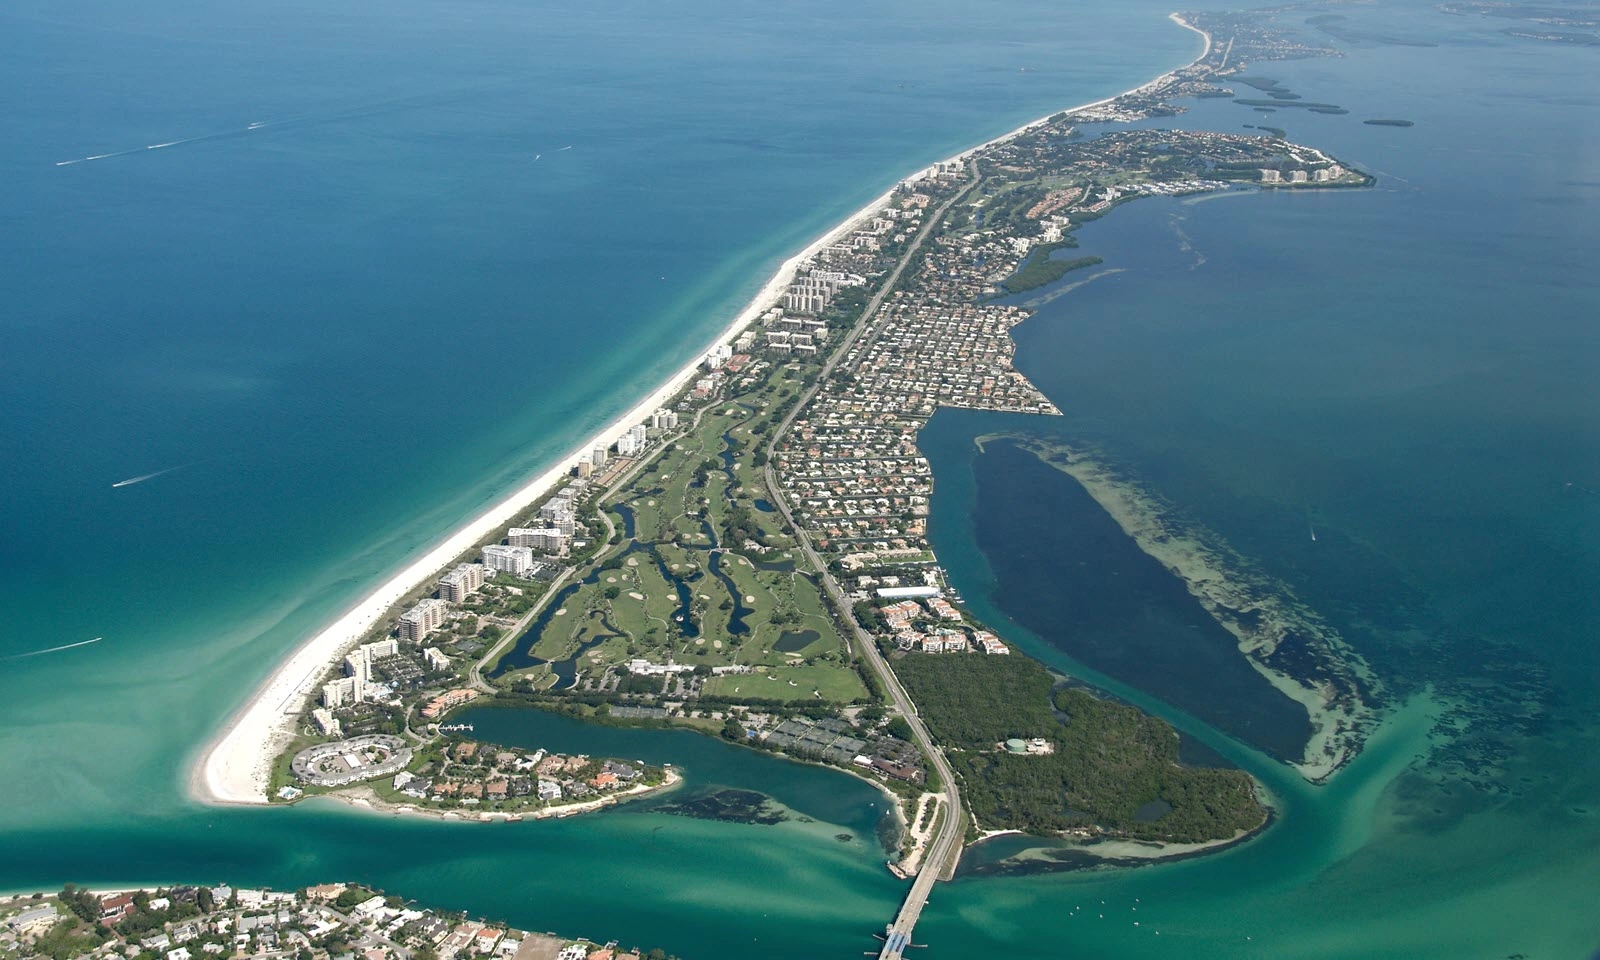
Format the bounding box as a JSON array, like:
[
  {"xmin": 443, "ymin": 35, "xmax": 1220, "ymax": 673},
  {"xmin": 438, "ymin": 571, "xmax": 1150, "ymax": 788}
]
[{"xmin": 0, "ymin": 884, "xmax": 680, "ymax": 960}]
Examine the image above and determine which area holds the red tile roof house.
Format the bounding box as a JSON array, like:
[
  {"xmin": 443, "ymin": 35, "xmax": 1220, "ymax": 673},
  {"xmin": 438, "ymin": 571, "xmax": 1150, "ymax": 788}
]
[{"xmin": 100, "ymin": 893, "xmax": 136, "ymax": 924}]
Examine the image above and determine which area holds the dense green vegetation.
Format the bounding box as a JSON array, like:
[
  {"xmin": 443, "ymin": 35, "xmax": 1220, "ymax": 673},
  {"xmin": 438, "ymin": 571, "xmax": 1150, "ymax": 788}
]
[
  {"xmin": 1001, "ymin": 246, "xmax": 1103, "ymax": 294},
  {"xmin": 56, "ymin": 885, "xmax": 101, "ymax": 925},
  {"xmin": 891, "ymin": 654, "xmax": 1267, "ymax": 843},
  {"xmin": 1363, "ymin": 118, "xmax": 1416, "ymax": 127}
]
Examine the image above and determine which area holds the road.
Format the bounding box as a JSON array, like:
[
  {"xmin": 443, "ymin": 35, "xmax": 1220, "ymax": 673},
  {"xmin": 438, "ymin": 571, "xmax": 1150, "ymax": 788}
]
[
  {"xmin": 468, "ymin": 567, "xmax": 573, "ymax": 694},
  {"xmin": 757, "ymin": 170, "xmax": 982, "ymax": 958},
  {"xmin": 469, "ymin": 433, "xmax": 674, "ymax": 695}
]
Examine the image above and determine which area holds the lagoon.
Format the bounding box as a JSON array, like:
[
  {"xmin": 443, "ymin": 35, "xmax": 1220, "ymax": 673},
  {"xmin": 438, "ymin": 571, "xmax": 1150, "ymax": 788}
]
[{"xmin": 1, "ymin": 0, "xmax": 1597, "ymax": 957}]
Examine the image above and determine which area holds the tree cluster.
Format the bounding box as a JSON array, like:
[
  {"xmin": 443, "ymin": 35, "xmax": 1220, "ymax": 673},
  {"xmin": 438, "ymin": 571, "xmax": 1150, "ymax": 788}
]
[{"xmin": 892, "ymin": 655, "xmax": 1266, "ymax": 843}]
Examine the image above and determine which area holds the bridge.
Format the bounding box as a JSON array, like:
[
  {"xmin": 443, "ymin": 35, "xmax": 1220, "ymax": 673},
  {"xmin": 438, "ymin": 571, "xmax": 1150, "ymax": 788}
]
[
  {"xmin": 874, "ymin": 792, "xmax": 963, "ymax": 958},
  {"xmin": 753, "ymin": 169, "xmax": 985, "ymax": 960}
]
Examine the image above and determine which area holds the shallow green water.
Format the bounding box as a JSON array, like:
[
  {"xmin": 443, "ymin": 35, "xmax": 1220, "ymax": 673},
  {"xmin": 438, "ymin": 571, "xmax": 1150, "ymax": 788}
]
[{"xmin": 2, "ymin": 0, "xmax": 1597, "ymax": 956}]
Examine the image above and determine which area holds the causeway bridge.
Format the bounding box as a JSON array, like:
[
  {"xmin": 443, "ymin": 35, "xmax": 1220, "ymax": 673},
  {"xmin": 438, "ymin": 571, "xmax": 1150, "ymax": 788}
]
[{"xmin": 748, "ymin": 167, "xmax": 984, "ymax": 960}]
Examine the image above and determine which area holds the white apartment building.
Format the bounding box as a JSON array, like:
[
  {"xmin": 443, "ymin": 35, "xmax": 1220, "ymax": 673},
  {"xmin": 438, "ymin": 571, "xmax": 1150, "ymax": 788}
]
[
  {"xmin": 616, "ymin": 423, "xmax": 648, "ymax": 457},
  {"xmin": 438, "ymin": 563, "xmax": 486, "ymax": 602},
  {"xmin": 398, "ymin": 599, "xmax": 449, "ymax": 641},
  {"xmin": 321, "ymin": 675, "xmax": 359, "ymax": 709},
  {"xmin": 703, "ymin": 343, "xmax": 733, "ymax": 369},
  {"xmin": 311, "ymin": 707, "xmax": 341, "ymax": 737},
  {"xmin": 508, "ymin": 527, "xmax": 568, "ymax": 553},
  {"xmin": 482, "ymin": 543, "xmax": 535, "ymax": 577}
]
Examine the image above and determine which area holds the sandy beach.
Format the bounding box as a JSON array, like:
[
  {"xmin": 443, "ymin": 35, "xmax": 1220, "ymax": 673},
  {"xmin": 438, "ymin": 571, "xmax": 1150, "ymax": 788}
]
[{"xmin": 191, "ymin": 18, "xmax": 1214, "ymax": 807}]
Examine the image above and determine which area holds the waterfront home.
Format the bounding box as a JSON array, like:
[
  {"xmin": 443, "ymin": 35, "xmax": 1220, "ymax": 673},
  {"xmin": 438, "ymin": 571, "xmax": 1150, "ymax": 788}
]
[
  {"xmin": 100, "ymin": 893, "xmax": 135, "ymax": 924},
  {"xmin": 473, "ymin": 927, "xmax": 501, "ymax": 954},
  {"xmin": 305, "ymin": 883, "xmax": 346, "ymax": 901}
]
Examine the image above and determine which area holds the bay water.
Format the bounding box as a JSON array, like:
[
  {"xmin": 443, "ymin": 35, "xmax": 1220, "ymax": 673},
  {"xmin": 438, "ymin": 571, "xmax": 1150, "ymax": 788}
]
[{"xmin": 2, "ymin": 0, "xmax": 1596, "ymax": 956}]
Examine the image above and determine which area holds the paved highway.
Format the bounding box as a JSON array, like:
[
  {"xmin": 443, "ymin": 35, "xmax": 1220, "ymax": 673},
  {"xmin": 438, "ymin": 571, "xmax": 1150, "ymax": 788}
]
[{"xmin": 757, "ymin": 170, "xmax": 983, "ymax": 958}]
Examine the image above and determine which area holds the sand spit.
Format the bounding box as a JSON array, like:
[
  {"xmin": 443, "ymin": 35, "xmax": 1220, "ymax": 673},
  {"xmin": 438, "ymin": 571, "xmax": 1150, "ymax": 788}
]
[{"xmin": 1005, "ymin": 437, "xmax": 1380, "ymax": 782}]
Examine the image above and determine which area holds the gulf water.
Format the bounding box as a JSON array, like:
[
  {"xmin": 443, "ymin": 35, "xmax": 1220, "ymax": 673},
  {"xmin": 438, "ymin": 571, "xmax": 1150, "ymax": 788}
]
[{"xmin": 2, "ymin": 0, "xmax": 1597, "ymax": 957}]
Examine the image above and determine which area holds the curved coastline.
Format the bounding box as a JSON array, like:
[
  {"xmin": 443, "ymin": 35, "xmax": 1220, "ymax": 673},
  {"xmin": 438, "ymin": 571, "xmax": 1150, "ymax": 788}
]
[
  {"xmin": 189, "ymin": 13, "xmax": 1213, "ymax": 807},
  {"xmin": 305, "ymin": 767, "xmax": 684, "ymax": 823}
]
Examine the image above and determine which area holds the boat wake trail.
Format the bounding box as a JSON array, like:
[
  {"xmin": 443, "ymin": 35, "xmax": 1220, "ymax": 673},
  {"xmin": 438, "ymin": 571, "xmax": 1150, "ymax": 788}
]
[
  {"xmin": 111, "ymin": 462, "xmax": 194, "ymax": 488},
  {"xmin": 53, "ymin": 82, "xmax": 516, "ymax": 169},
  {"xmin": 55, "ymin": 148, "xmax": 145, "ymax": 166},
  {"xmin": 3, "ymin": 637, "xmax": 102, "ymax": 660}
]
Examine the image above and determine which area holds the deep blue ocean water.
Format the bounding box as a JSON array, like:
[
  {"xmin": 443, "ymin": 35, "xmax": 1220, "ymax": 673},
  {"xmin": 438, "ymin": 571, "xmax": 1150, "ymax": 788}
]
[
  {"xmin": 0, "ymin": 0, "xmax": 1190, "ymax": 804},
  {"xmin": 3, "ymin": 0, "xmax": 1598, "ymax": 956}
]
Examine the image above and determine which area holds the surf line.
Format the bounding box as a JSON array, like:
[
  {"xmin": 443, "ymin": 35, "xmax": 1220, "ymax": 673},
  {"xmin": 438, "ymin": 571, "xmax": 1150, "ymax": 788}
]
[
  {"xmin": 3, "ymin": 637, "xmax": 102, "ymax": 660},
  {"xmin": 112, "ymin": 462, "xmax": 193, "ymax": 488}
]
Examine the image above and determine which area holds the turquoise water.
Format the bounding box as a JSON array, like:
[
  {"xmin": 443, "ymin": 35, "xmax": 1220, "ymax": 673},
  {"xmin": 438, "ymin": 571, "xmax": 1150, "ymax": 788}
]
[
  {"xmin": 2, "ymin": 0, "xmax": 1598, "ymax": 956},
  {"xmin": 914, "ymin": 3, "xmax": 1600, "ymax": 955},
  {"xmin": 0, "ymin": 0, "xmax": 1189, "ymax": 811},
  {"xmin": 0, "ymin": 0, "xmax": 1190, "ymax": 954}
]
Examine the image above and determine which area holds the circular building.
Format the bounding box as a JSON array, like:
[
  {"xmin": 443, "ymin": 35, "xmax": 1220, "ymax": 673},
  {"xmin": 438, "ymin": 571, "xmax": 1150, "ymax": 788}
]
[{"xmin": 292, "ymin": 734, "xmax": 412, "ymax": 787}]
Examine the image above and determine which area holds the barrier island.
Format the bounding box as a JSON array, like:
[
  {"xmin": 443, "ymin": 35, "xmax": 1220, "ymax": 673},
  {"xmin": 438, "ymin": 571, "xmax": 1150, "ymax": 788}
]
[{"xmin": 199, "ymin": 6, "xmax": 1379, "ymax": 898}]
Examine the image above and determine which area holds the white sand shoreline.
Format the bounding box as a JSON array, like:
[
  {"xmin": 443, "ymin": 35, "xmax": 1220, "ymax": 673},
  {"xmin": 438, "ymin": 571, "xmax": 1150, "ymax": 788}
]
[{"xmin": 190, "ymin": 14, "xmax": 1213, "ymax": 806}]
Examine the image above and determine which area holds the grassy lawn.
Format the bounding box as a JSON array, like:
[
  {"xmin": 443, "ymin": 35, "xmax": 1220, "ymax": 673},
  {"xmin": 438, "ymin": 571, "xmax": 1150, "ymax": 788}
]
[
  {"xmin": 701, "ymin": 663, "xmax": 867, "ymax": 702},
  {"xmin": 507, "ymin": 359, "xmax": 868, "ymax": 706}
]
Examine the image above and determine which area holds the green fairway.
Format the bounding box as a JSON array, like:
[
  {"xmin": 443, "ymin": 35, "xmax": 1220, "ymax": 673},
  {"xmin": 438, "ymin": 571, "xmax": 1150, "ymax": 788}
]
[
  {"xmin": 507, "ymin": 359, "xmax": 860, "ymax": 703},
  {"xmin": 701, "ymin": 663, "xmax": 867, "ymax": 703}
]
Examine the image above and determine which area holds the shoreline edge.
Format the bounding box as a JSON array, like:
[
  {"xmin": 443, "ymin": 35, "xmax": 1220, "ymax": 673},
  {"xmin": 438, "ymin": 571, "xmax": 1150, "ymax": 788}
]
[{"xmin": 189, "ymin": 12, "xmax": 1213, "ymax": 806}]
